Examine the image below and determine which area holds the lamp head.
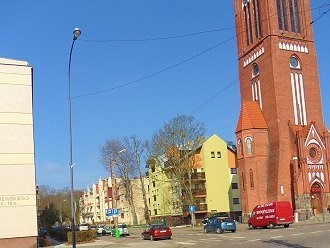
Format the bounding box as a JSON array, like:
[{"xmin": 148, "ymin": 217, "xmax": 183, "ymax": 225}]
[{"xmin": 73, "ymin": 28, "xmax": 81, "ymax": 40}]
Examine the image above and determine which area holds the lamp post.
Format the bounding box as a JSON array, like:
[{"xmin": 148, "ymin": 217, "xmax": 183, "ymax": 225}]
[{"xmin": 68, "ymin": 27, "xmax": 81, "ymax": 248}]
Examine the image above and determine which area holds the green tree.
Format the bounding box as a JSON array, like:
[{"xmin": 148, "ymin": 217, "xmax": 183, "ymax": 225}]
[{"xmin": 40, "ymin": 202, "xmax": 59, "ymax": 228}]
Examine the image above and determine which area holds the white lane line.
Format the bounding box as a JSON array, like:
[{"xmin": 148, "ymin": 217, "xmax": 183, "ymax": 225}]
[
  {"xmin": 292, "ymin": 233, "xmax": 304, "ymax": 236},
  {"xmin": 248, "ymin": 239, "xmax": 261, "ymax": 242},
  {"xmin": 311, "ymin": 231, "xmax": 323, "ymax": 234},
  {"xmin": 270, "ymin": 236, "xmax": 283, "ymax": 239},
  {"xmin": 175, "ymin": 242, "xmax": 196, "ymax": 246}
]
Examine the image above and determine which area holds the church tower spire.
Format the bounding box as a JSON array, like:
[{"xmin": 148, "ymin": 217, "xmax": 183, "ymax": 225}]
[{"xmin": 234, "ymin": 0, "xmax": 330, "ymax": 221}]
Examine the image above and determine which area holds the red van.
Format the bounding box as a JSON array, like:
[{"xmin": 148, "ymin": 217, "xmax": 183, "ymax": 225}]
[{"xmin": 248, "ymin": 201, "xmax": 294, "ymax": 229}]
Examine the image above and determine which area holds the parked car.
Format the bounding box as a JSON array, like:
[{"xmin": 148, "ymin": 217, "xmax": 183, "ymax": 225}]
[
  {"xmin": 204, "ymin": 216, "xmax": 236, "ymax": 234},
  {"xmin": 248, "ymin": 201, "xmax": 294, "ymax": 229},
  {"xmin": 202, "ymin": 212, "xmax": 230, "ymax": 225},
  {"xmin": 102, "ymin": 225, "xmax": 113, "ymax": 235},
  {"xmin": 142, "ymin": 224, "xmax": 172, "ymax": 241},
  {"xmin": 79, "ymin": 223, "xmax": 89, "ymax": 231},
  {"xmin": 38, "ymin": 227, "xmax": 48, "ymax": 237},
  {"xmin": 97, "ymin": 225, "xmax": 104, "ymax": 235},
  {"xmin": 112, "ymin": 223, "xmax": 129, "ymax": 236}
]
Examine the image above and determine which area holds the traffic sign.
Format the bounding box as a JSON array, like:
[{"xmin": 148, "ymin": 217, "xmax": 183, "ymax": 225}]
[
  {"xmin": 113, "ymin": 208, "xmax": 119, "ymax": 216},
  {"xmin": 189, "ymin": 205, "xmax": 195, "ymax": 212},
  {"xmin": 106, "ymin": 209, "xmax": 113, "ymax": 217}
]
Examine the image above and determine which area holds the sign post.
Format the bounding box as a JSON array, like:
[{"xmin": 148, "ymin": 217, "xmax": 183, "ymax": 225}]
[{"xmin": 189, "ymin": 205, "xmax": 195, "ymax": 229}]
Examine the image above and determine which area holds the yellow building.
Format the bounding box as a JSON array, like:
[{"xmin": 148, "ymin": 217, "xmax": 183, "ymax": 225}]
[
  {"xmin": 0, "ymin": 58, "xmax": 37, "ymax": 247},
  {"xmin": 148, "ymin": 134, "xmax": 241, "ymax": 225}
]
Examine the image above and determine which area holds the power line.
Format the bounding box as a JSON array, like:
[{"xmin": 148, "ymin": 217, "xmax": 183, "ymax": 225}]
[
  {"xmin": 79, "ymin": 28, "xmax": 235, "ymax": 43},
  {"xmin": 73, "ymin": 35, "xmax": 236, "ymax": 99}
]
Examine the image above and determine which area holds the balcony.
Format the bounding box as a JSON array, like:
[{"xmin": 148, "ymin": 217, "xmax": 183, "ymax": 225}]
[
  {"xmin": 182, "ymin": 203, "xmax": 208, "ymax": 213},
  {"xmin": 184, "ymin": 172, "xmax": 206, "ymax": 181},
  {"xmin": 192, "ymin": 188, "xmax": 206, "ymax": 197}
]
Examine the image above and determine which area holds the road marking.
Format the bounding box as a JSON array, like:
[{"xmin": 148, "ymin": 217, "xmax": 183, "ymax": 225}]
[
  {"xmin": 292, "ymin": 233, "xmax": 304, "ymax": 236},
  {"xmin": 270, "ymin": 236, "xmax": 283, "ymax": 239},
  {"xmin": 311, "ymin": 231, "xmax": 323, "ymax": 234},
  {"xmin": 175, "ymin": 241, "xmax": 196, "ymax": 246},
  {"xmin": 248, "ymin": 239, "xmax": 261, "ymax": 242}
]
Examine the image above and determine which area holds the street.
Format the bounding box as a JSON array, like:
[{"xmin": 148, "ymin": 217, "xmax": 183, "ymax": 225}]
[{"xmin": 53, "ymin": 222, "xmax": 330, "ymax": 248}]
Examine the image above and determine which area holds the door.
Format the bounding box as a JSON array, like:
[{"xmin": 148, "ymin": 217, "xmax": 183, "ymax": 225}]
[{"xmin": 311, "ymin": 183, "xmax": 323, "ymax": 213}]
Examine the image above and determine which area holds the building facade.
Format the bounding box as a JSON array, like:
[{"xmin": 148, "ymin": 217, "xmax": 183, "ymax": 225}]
[
  {"xmin": 0, "ymin": 58, "xmax": 37, "ymax": 247},
  {"xmin": 234, "ymin": 0, "xmax": 330, "ymax": 221},
  {"xmin": 148, "ymin": 134, "xmax": 241, "ymax": 225}
]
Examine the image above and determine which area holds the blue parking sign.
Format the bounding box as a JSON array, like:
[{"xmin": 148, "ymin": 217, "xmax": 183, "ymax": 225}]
[
  {"xmin": 113, "ymin": 208, "xmax": 119, "ymax": 216},
  {"xmin": 189, "ymin": 205, "xmax": 195, "ymax": 212},
  {"xmin": 106, "ymin": 209, "xmax": 113, "ymax": 217}
]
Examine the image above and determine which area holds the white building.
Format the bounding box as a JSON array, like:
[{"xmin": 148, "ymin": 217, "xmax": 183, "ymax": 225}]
[{"xmin": 0, "ymin": 58, "xmax": 37, "ymax": 247}]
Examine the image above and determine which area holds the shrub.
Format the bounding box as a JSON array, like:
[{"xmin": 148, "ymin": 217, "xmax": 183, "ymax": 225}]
[{"xmin": 67, "ymin": 230, "xmax": 97, "ymax": 244}]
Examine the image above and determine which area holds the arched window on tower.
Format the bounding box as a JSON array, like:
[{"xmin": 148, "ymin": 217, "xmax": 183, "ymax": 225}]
[
  {"xmin": 276, "ymin": 0, "xmax": 288, "ymax": 31},
  {"xmin": 237, "ymin": 139, "xmax": 243, "ymax": 156},
  {"xmin": 252, "ymin": 0, "xmax": 262, "ymax": 38},
  {"xmin": 249, "ymin": 169, "xmax": 254, "ymax": 189},
  {"xmin": 245, "ymin": 137, "xmax": 253, "ymax": 155},
  {"xmin": 289, "ymin": 55, "xmax": 306, "ymax": 125},
  {"xmin": 289, "ymin": 0, "xmax": 300, "ymax": 33},
  {"xmin": 243, "ymin": 0, "xmax": 253, "ymax": 45},
  {"xmin": 251, "ymin": 63, "xmax": 263, "ymax": 109}
]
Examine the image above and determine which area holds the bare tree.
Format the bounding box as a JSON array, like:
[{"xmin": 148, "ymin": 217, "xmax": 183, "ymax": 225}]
[
  {"xmin": 150, "ymin": 115, "xmax": 206, "ymax": 224},
  {"xmin": 122, "ymin": 136, "xmax": 151, "ymax": 224},
  {"xmin": 100, "ymin": 138, "xmax": 139, "ymax": 225}
]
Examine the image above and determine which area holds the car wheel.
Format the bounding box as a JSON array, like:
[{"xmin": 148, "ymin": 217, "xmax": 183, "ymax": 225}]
[
  {"xmin": 268, "ymin": 223, "xmax": 274, "ymax": 229},
  {"xmin": 204, "ymin": 228, "xmax": 208, "ymax": 233},
  {"xmin": 231, "ymin": 230, "xmax": 236, "ymax": 233},
  {"xmin": 284, "ymin": 224, "xmax": 289, "ymax": 228},
  {"xmin": 216, "ymin": 227, "xmax": 223, "ymax": 234},
  {"xmin": 150, "ymin": 235, "xmax": 155, "ymax": 241},
  {"xmin": 248, "ymin": 223, "xmax": 254, "ymax": 230},
  {"xmin": 142, "ymin": 234, "xmax": 145, "ymax": 240}
]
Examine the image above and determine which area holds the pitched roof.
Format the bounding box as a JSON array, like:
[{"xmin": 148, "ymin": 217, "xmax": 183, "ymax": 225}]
[{"xmin": 235, "ymin": 101, "xmax": 268, "ymax": 133}]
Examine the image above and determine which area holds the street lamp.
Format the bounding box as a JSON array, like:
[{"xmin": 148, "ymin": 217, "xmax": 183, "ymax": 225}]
[{"xmin": 68, "ymin": 27, "xmax": 81, "ymax": 248}]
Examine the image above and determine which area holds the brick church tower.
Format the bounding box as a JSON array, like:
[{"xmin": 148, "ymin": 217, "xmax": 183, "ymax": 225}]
[{"xmin": 233, "ymin": 0, "xmax": 330, "ymax": 221}]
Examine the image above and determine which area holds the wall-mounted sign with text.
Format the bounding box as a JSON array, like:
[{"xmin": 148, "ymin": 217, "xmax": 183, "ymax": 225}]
[{"xmin": 0, "ymin": 194, "xmax": 36, "ymax": 207}]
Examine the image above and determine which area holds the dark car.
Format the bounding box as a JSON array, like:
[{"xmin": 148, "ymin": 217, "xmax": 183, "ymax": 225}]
[
  {"xmin": 204, "ymin": 216, "xmax": 236, "ymax": 234},
  {"xmin": 202, "ymin": 212, "xmax": 230, "ymax": 225},
  {"xmin": 38, "ymin": 227, "xmax": 48, "ymax": 237},
  {"xmin": 142, "ymin": 224, "xmax": 172, "ymax": 241}
]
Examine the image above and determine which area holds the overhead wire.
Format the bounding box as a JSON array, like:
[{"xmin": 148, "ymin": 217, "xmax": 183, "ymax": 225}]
[{"xmin": 72, "ymin": 2, "xmax": 330, "ymax": 111}]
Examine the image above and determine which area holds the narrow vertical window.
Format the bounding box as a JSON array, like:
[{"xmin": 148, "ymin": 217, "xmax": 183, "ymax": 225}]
[
  {"xmin": 249, "ymin": 169, "xmax": 254, "ymax": 188},
  {"xmin": 247, "ymin": 2, "xmax": 253, "ymax": 43},
  {"xmin": 277, "ymin": 0, "xmax": 288, "ymax": 31},
  {"xmin": 238, "ymin": 139, "xmax": 243, "ymax": 156},
  {"xmin": 242, "ymin": 172, "xmax": 246, "ymax": 192},
  {"xmin": 253, "ymin": 0, "xmax": 262, "ymax": 38},
  {"xmin": 246, "ymin": 137, "xmax": 253, "ymax": 155},
  {"xmin": 244, "ymin": 6, "xmax": 250, "ymax": 45},
  {"xmin": 289, "ymin": 0, "xmax": 300, "ymax": 33}
]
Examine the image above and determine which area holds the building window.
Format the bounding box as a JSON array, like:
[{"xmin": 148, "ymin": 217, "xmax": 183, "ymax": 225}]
[
  {"xmin": 233, "ymin": 198, "xmax": 240, "ymax": 204},
  {"xmin": 276, "ymin": 0, "xmax": 288, "ymax": 31},
  {"xmin": 249, "ymin": 169, "xmax": 254, "ymax": 188},
  {"xmin": 217, "ymin": 151, "xmax": 221, "ymax": 158},
  {"xmin": 252, "ymin": 63, "xmax": 259, "ymax": 77},
  {"xmin": 290, "ymin": 55, "xmax": 306, "ymax": 125},
  {"xmin": 152, "ymin": 181, "xmax": 156, "ymax": 187},
  {"xmin": 237, "ymin": 139, "xmax": 243, "ymax": 156},
  {"xmin": 231, "ymin": 183, "xmax": 239, "ymax": 189},
  {"xmin": 211, "ymin": 151, "xmax": 215, "ymax": 158},
  {"xmin": 243, "ymin": 1, "xmax": 254, "ymax": 45},
  {"xmin": 246, "ymin": 137, "xmax": 253, "ymax": 155},
  {"xmin": 242, "ymin": 172, "xmax": 246, "ymax": 192},
  {"xmin": 151, "ymin": 165, "xmax": 155, "ymax": 173},
  {"xmin": 231, "ymin": 168, "xmax": 238, "ymax": 174},
  {"xmin": 252, "ymin": 0, "xmax": 262, "ymax": 38},
  {"xmin": 289, "ymin": 0, "xmax": 300, "ymax": 33}
]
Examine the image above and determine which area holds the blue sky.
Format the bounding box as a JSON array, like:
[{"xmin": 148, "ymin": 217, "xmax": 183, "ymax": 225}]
[{"xmin": 1, "ymin": 1, "xmax": 329, "ymax": 189}]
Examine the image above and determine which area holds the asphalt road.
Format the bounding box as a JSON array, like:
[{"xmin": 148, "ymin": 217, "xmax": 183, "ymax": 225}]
[{"xmin": 53, "ymin": 222, "xmax": 330, "ymax": 248}]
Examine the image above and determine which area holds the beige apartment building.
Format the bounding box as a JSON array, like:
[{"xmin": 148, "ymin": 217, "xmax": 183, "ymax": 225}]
[
  {"xmin": 79, "ymin": 176, "xmax": 149, "ymax": 226},
  {"xmin": 0, "ymin": 58, "xmax": 37, "ymax": 247}
]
